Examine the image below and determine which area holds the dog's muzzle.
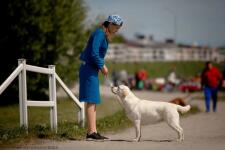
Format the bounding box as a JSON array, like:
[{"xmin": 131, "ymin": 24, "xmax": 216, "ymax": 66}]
[{"xmin": 111, "ymin": 86, "xmax": 120, "ymax": 94}]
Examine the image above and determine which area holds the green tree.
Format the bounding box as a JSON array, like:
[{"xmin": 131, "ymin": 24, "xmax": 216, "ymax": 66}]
[{"xmin": 0, "ymin": 0, "xmax": 87, "ymax": 104}]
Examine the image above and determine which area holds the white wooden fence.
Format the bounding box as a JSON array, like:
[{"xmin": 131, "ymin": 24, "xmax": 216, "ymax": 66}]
[{"xmin": 0, "ymin": 59, "xmax": 85, "ymax": 133}]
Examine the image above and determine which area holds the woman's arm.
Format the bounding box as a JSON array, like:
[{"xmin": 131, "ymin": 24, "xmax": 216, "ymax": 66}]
[{"xmin": 90, "ymin": 31, "xmax": 105, "ymax": 70}]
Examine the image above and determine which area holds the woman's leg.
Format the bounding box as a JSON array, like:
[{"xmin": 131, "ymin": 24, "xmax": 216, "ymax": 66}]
[{"xmin": 86, "ymin": 103, "xmax": 97, "ymax": 134}]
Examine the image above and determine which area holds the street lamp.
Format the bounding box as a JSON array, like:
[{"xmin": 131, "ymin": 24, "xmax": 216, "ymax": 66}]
[{"xmin": 165, "ymin": 7, "xmax": 177, "ymax": 43}]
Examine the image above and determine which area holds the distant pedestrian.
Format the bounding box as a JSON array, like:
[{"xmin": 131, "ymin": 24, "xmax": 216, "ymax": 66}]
[
  {"xmin": 135, "ymin": 69, "xmax": 148, "ymax": 90},
  {"xmin": 201, "ymin": 61, "xmax": 222, "ymax": 112},
  {"xmin": 167, "ymin": 66, "xmax": 180, "ymax": 87}
]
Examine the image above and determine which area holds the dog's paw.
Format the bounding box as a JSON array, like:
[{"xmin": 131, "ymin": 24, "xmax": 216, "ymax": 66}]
[{"xmin": 176, "ymin": 138, "xmax": 184, "ymax": 142}]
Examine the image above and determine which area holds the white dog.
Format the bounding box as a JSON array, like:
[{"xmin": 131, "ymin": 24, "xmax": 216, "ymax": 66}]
[{"xmin": 111, "ymin": 85, "xmax": 191, "ymax": 142}]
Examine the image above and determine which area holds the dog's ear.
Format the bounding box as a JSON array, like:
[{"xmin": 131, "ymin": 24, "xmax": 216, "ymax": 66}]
[{"xmin": 123, "ymin": 89, "xmax": 129, "ymax": 97}]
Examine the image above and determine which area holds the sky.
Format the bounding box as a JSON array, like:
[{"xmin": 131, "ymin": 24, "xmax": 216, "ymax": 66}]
[{"xmin": 84, "ymin": 0, "xmax": 225, "ymax": 48}]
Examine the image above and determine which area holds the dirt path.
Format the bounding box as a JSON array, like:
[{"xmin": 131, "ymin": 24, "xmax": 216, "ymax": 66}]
[{"xmin": 9, "ymin": 90, "xmax": 224, "ymax": 150}]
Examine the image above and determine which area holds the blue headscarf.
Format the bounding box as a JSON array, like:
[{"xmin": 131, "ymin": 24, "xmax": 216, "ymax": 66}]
[{"xmin": 107, "ymin": 15, "xmax": 123, "ymax": 26}]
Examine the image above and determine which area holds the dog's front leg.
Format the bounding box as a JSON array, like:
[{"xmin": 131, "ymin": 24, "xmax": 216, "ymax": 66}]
[{"xmin": 133, "ymin": 120, "xmax": 141, "ymax": 142}]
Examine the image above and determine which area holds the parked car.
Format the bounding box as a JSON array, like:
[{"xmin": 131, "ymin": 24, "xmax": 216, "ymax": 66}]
[{"xmin": 179, "ymin": 82, "xmax": 201, "ymax": 92}]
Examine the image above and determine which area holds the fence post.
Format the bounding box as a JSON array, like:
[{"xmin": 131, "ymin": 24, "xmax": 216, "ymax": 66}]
[
  {"xmin": 18, "ymin": 59, "xmax": 28, "ymax": 129},
  {"xmin": 81, "ymin": 102, "xmax": 85, "ymax": 127},
  {"xmin": 48, "ymin": 65, "xmax": 57, "ymax": 132},
  {"xmin": 78, "ymin": 102, "xmax": 85, "ymax": 127}
]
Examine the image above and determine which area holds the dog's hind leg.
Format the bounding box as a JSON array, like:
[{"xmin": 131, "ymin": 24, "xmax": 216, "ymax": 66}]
[
  {"xmin": 170, "ymin": 122, "xmax": 184, "ymax": 142},
  {"xmin": 133, "ymin": 120, "xmax": 141, "ymax": 142},
  {"xmin": 166, "ymin": 112, "xmax": 184, "ymax": 142}
]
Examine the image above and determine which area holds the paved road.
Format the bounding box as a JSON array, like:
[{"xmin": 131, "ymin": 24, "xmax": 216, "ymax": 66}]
[{"xmin": 12, "ymin": 89, "xmax": 225, "ymax": 150}]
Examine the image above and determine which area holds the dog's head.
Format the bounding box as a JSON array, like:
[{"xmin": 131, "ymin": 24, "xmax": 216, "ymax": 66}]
[
  {"xmin": 111, "ymin": 85, "xmax": 130, "ymax": 98},
  {"xmin": 169, "ymin": 98, "xmax": 187, "ymax": 106}
]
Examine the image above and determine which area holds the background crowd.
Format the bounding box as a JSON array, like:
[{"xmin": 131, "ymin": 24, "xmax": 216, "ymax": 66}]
[{"xmin": 110, "ymin": 64, "xmax": 225, "ymax": 93}]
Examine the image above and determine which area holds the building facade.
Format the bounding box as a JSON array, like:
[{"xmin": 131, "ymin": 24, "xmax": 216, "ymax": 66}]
[{"xmin": 106, "ymin": 43, "xmax": 224, "ymax": 63}]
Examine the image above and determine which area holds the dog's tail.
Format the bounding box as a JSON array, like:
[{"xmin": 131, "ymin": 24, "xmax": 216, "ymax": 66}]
[{"xmin": 176, "ymin": 105, "xmax": 191, "ymax": 114}]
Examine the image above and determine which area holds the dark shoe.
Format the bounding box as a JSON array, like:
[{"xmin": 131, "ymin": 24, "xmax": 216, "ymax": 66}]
[
  {"xmin": 96, "ymin": 132, "xmax": 109, "ymax": 140},
  {"xmin": 86, "ymin": 132, "xmax": 108, "ymax": 141}
]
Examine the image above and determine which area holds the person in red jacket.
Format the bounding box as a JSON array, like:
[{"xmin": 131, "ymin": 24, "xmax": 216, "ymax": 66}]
[{"xmin": 201, "ymin": 61, "xmax": 222, "ymax": 112}]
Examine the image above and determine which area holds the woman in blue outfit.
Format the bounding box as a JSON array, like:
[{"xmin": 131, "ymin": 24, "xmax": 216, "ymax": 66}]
[{"xmin": 79, "ymin": 15, "xmax": 123, "ymax": 140}]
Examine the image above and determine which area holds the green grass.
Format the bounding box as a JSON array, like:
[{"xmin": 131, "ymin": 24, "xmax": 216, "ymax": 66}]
[
  {"xmin": 0, "ymin": 97, "xmax": 126, "ymax": 147},
  {"xmin": 0, "ymin": 96, "xmax": 201, "ymax": 147},
  {"xmin": 0, "ymin": 96, "xmax": 122, "ymax": 128}
]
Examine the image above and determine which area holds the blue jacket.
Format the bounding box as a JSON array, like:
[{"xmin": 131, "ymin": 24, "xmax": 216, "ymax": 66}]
[{"xmin": 80, "ymin": 28, "xmax": 108, "ymax": 70}]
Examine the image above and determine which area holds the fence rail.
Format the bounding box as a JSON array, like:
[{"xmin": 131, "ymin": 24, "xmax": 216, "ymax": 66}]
[
  {"xmin": 0, "ymin": 64, "xmax": 23, "ymax": 94},
  {"xmin": 26, "ymin": 64, "xmax": 54, "ymax": 74},
  {"xmin": 0, "ymin": 59, "xmax": 85, "ymax": 133},
  {"xmin": 27, "ymin": 101, "xmax": 55, "ymax": 107},
  {"xmin": 55, "ymin": 73, "xmax": 83, "ymax": 109}
]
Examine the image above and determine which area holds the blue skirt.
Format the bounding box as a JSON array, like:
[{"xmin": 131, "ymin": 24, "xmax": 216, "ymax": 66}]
[{"xmin": 79, "ymin": 63, "xmax": 101, "ymax": 104}]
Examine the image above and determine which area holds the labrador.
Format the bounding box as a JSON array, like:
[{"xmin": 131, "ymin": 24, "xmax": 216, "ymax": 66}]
[{"xmin": 111, "ymin": 85, "xmax": 191, "ymax": 142}]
